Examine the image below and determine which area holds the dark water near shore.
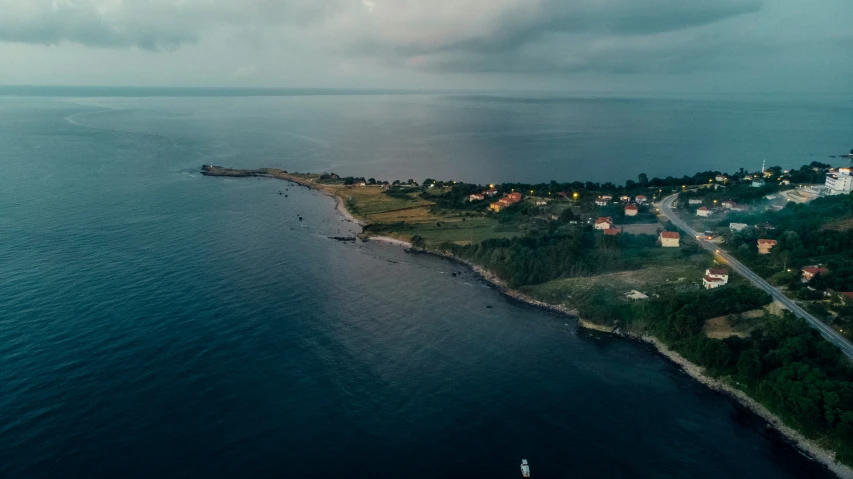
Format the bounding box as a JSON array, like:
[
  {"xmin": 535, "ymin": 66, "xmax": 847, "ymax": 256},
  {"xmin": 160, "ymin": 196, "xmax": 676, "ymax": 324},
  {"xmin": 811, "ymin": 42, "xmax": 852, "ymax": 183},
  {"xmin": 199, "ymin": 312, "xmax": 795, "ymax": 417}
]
[{"xmin": 0, "ymin": 94, "xmax": 845, "ymax": 478}]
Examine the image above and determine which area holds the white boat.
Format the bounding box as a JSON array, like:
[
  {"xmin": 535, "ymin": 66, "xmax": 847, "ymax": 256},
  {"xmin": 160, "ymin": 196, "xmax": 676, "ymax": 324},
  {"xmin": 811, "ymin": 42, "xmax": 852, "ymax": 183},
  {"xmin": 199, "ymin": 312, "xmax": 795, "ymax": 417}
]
[{"xmin": 520, "ymin": 459, "xmax": 530, "ymax": 477}]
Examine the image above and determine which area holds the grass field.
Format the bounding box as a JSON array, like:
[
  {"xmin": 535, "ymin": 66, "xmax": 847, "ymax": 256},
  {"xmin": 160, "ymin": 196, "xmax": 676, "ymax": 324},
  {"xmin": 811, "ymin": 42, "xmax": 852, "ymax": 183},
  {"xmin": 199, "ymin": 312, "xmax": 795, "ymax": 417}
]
[{"xmin": 520, "ymin": 250, "xmax": 712, "ymax": 309}]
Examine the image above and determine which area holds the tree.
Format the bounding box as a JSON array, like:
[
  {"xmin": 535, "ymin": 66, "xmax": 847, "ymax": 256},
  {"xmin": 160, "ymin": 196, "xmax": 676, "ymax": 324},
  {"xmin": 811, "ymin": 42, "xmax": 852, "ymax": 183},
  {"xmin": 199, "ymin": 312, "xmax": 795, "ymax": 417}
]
[
  {"xmin": 638, "ymin": 173, "xmax": 649, "ymax": 186},
  {"xmin": 738, "ymin": 349, "xmax": 763, "ymax": 383}
]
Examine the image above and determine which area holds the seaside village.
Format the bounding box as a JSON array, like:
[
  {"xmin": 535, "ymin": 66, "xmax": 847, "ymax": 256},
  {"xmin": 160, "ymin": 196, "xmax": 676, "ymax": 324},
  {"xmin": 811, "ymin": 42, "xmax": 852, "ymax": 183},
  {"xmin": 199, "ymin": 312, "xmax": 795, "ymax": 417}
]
[
  {"xmin": 461, "ymin": 161, "xmax": 853, "ymax": 301},
  {"xmin": 297, "ymin": 157, "xmax": 853, "ymax": 319}
]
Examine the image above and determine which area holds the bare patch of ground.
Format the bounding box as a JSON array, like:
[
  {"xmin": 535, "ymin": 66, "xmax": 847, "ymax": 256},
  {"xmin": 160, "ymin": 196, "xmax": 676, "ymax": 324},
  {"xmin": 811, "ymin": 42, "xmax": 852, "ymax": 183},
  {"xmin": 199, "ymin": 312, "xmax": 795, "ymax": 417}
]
[{"xmin": 619, "ymin": 223, "xmax": 661, "ymax": 235}]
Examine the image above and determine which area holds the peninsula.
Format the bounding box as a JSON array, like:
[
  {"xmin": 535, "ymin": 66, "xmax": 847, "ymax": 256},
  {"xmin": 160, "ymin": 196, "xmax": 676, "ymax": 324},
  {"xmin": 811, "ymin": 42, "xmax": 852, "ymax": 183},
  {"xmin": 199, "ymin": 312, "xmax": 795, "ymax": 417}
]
[{"xmin": 203, "ymin": 162, "xmax": 853, "ymax": 477}]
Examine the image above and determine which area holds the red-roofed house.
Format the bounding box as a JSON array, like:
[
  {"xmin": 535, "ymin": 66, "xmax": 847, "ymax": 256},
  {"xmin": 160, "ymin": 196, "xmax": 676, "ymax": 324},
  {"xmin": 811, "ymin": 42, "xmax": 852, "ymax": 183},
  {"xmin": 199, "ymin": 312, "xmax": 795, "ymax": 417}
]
[
  {"xmin": 595, "ymin": 217, "xmax": 614, "ymax": 230},
  {"xmin": 624, "ymin": 204, "xmax": 639, "ymax": 216},
  {"xmin": 635, "ymin": 195, "xmax": 648, "ymax": 204},
  {"xmin": 483, "ymin": 188, "xmax": 499, "ymax": 197},
  {"xmin": 703, "ymin": 268, "xmax": 729, "ymax": 289},
  {"xmin": 757, "ymin": 239, "xmax": 777, "ymax": 255},
  {"xmin": 696, "ymin": 206, "xmax": 711, "ymax": 217},
  {"xmin": 802, "ymin": 266, "xmax": 829, "ymax": 282},
  {"xmin": 604, "ymin": 228, "xmax": 621, "ymax": 236},
  {"xmin": 505, "ymin": 192, "xmax": 522, "ymax": 203},
  {"xmin": 659, "ymin": 231, "xmax": 680, "ymax": 247},
  {"xmin": 595, "ymin": 195, "xmax": 612, "ymax": 207}
]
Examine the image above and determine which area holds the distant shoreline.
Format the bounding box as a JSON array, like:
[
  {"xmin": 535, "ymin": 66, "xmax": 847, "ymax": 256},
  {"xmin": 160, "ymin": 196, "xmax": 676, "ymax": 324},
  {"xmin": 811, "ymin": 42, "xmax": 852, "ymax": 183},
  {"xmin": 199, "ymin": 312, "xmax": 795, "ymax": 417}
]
[{"xmin": 202, "ymin": 164, "xmax": 852, "ymax": 478}]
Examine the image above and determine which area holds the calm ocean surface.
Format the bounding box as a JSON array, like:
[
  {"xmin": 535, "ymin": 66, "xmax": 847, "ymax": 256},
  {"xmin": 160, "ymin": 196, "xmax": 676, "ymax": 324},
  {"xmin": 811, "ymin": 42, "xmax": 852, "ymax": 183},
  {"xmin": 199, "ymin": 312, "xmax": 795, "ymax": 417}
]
[{"xmin": 1, "ymin": 92, "xmax": 848, "ymax": 478}]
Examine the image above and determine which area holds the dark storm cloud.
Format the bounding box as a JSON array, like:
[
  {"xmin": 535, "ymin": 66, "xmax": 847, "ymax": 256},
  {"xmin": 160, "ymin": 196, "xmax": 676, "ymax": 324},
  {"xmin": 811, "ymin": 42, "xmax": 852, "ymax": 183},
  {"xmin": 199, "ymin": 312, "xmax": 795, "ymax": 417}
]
[{"xmin": 346, "ymin": 0, "xmax": 762, "ymax": 58}]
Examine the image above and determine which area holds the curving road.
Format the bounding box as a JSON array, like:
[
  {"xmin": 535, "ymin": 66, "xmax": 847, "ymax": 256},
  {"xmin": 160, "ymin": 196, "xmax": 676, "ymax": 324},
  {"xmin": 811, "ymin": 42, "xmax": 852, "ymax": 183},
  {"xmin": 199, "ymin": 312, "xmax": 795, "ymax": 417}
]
[{"xmin": 659, "ymin": 194, "xmax": 853, "ymax": 359}]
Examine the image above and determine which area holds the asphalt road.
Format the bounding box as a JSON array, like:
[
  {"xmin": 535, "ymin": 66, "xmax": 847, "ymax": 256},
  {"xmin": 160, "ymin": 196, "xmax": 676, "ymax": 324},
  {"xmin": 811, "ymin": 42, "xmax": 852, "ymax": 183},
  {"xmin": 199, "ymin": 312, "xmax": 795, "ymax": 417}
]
[{"xmin": 659, "ymin": 194, "xmax": 853, "ymax": 359}]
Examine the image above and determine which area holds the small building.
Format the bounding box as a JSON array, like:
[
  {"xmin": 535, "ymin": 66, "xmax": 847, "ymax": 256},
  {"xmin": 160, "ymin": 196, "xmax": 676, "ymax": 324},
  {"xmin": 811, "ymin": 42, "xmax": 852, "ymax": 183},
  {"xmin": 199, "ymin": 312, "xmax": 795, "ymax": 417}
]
[
  {"xmin": 764, "ymin": 194, "xmax": 777, "ymax": 200},
  {"xmin": 696, "ymin": 206, "xmax": 711, "ymax": 217},
  {"xmin": 802, "ymin": 266, "xmax": 829, "ymax": 282},
  {"xmin": 715, "ymin": 175, "xmax": 727, "ymax": 182},
  {"xmin": 757, "ymin": 239, "xmax": 777, "ymax": 255},
  {"xmin": 721, "ymin": 200, "xmax": 736, "ymax": 209},
  {"xmin": 595, "ymin": 195, "xmax": 612, "ymax": 207},
  {"xmin": 594, "ymin": 217, "xmax": 614, "ymax": 230},
  {"xmin": 705, "ymin": 268, "xmax": 729, "ymax": 285},
  {"xmin": 604, "ymin": 228, "xmax": 621, "ymax": 236},
  {"xmin": 731, "ymin": 204, "xmax": 748, "ymax": 212},
  {"xmin": 757, "ymin": 223, "xmax": 776, "ymax": 230},
  {"xmin": 660, "ymin": 231, "xmax": 680, "ymax": 247},
  {"xmin": 703, "ymin": 275, "xmax": 726, "ymax": 289},
  {"xmin": 635, "ymin": 195, "xmax": 648, "ymax": 204},
  {"xmin": 624, "ymin": 204, "xmax": 639, "ymax": 216},
  {"xmin": 688, "ymin": 199, "xmax": 703, "ymax": 205},
  {"xmin": 730, "ymin": 223, "xmax": 749, "ymax": 232},
  {"xmin": 752, "ymin": 179, "xmax": 766, "ymax": 188},
  {"xmin": 469, "ymin": 194, "xmax": 485, "ymax": 202},
  {"xmin": 626, "ymin": 290, "xmax": 649, "ymax": 301},
  {"xmin": 505, "ymin": 192, "xmax": 522, "ymax": 203},
  {"xmin": 483, "ymin": 188, "xmax": 499, "ymax": 197},
  {"xmin": 490, "ymin": 197, "xmax": 516, "ymax": 212},
  {"xmin": 781, "ymin": 179, "xmax": 791, "ymax": 185},
  {"xmin": 619, "ymin": 195, "xmax": 631, "ymax": 202}
]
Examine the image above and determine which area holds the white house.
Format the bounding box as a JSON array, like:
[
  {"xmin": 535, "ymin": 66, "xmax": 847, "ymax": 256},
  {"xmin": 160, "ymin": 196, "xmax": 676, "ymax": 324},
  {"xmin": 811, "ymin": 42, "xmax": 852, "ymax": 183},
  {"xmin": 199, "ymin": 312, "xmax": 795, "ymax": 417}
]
[
  {"xmin": 659, "ymin": 231, "xmax": 680, "ymax": 247},
  {"xmin": 721, "ymin": 200, "xmax": 736, "ymax": 209},
  {"xmin": 635, "ymin": 195, "xmax": 648, "ymax": 204},
  {"xmin": 715, "ymin": 175, "xmax": 727, "ymax": 182},
  {"xmin": 688, "ymin": 199, "xmax": 703, "ymax": 205},
  {"xmin": 703, "ymin": 267, "xmax": 729, "ymax": 289},
  {"xmin": 696, "ymin": 206, "xmax": 711, "ymax": 217},
  {"xmin": 825, "ymin": 168, "xmax": 853, "ymax": 195},
  {"xmin": 595, "ymin": 195, "xmax": 612, "ymax": 206},
  {"xmin": 594, "ymin": 217, "xmax": 614, "ymax": 230},
  {"xmin": 535, "ymin": 200, "xmax": 549, "ymax": 206},
  {"xmin": 624, "ymin": 204, "xmax": 639, "ymax": 216},
  {"xmin": 730, "ymin": 223, "xmax": 749, "ymax": 232}
]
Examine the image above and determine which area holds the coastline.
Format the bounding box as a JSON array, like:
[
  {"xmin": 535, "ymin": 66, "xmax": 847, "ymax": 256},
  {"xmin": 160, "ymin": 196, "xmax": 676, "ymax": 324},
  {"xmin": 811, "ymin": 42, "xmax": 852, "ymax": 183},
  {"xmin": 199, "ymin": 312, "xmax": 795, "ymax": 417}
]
[
  {"xmin": 204, "ymin": 165, "xmax": 852, "ymax": 478},
  {"xmin": 633, "ymin": 334, "xmax": 853, "ymax": 479}
]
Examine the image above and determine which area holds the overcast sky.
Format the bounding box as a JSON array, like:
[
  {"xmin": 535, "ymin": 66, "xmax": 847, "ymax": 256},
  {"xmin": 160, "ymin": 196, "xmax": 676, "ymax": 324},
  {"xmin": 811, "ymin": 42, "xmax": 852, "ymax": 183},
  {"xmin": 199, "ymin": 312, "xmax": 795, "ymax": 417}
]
[{"xmin": 0, "ymin": 0, "xmax": 850, "ymax": 93}]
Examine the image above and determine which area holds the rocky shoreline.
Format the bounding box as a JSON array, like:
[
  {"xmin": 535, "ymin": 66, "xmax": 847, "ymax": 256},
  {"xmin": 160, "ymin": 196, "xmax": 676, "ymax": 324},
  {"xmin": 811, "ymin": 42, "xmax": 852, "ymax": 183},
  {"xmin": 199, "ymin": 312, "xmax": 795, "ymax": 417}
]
[
  {"xmin": 368, "ymin": 240, "xmax": 852, "ymax": 478},
  {"xmin": 204, "ymin": 165, "xmax": 852, "ymax": 478}
]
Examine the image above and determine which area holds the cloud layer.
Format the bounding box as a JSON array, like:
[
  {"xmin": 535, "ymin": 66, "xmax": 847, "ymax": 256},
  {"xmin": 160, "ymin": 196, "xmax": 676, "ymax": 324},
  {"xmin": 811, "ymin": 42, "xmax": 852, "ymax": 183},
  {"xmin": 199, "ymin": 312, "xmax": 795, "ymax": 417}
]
[{"xmin": 0, "ymin": 0, "xmax": 849, "ymax": 91}]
